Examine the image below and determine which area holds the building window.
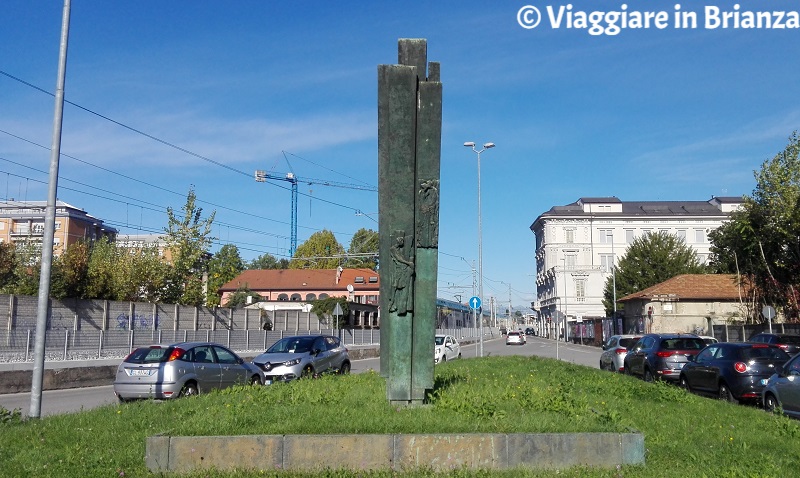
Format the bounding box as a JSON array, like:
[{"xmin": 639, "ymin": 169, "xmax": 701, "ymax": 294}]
[
  {"xmin": 576, "ymin": 279, "xmax": 586, "ymax": 299},
  {"xmin": 625, "ymin": 230, "xmax": 634, "ymax": 244},
  {"xmin": 565, "ymin": 229, "xmax": 575, "ymax": 244},
  {"xmin": 695, "ymin": 229, "xmax": 705, "ymax": 243},
  {"xmin": 600, "ymin": 254, "xmax": 614, "ymax": 272},
  {"xmin": 319, "ymin": 293, "xmax": 329, "ymax": 299},
  {"xmin": 677, "ymin": 230, "xmax": 686, "ymax": 242},
  {"xmin": 278, "ymin": 294, "xmax": 289, "ymax": 301},
  {"xmin": 305, "ymin": 293, "xmax": 317, "ymax": 301},
  {"xmin": 599, "ymin": 229, "xmax": 613, "ymax": 244},
  {"xmin": 565, "ymin": 254, "xmax": 576, "ymax": 269}
]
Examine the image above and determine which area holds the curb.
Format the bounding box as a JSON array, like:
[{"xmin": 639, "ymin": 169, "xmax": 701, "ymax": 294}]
[{"xmin": 146, "ymin": 432, "xmax": 645, "ymax": 472}]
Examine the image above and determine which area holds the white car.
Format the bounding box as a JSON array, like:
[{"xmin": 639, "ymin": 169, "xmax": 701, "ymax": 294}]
[
  {"xmin": 506, "ymin": 331, "xmax": 525, "ymax": 345},
  {"xmin": 434, "ymin": 334, "xmax": 461, "ymax": 363}
]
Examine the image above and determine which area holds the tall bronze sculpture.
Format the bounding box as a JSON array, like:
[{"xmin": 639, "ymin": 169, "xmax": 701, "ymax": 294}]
[{"xmin": 378, "ymin": 39, "xmax": 442, "ymax": 405}]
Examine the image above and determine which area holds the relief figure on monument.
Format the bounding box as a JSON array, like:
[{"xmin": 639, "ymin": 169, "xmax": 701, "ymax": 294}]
[
  {"xmin": 416, "ymin": 179, "xmax": 440, "ymax": 248},
  {"xmin": 389, "ymin": 230, "xmax": 414, "ymax": 314}
]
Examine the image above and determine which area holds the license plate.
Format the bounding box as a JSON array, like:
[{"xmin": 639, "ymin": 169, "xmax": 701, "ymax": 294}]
[
  {"xmin": 760, "ymin": 379, "xmax": 769, "ymax": 386},
  {"xmin": 128, "ymin": 369, "xmax": 153, "ymax": 377},
  {"xmin": 264, "ymin": 379, "xmax": 273, "ymax": 385}
]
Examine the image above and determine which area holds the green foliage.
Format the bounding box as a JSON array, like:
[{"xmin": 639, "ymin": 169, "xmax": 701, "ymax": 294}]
[
  {"xmin": 709, "ymin": 132, "xmax": 800, "ymax": 320},
  {"xmin": 206, "ymin": 244, "xmax": 245, "ymax": 307},
  {"xmin": 291, "ymin": 229, "xmax": 345, "ymax": 269},
  {"xmin": 602, "ymin": 230, "xmax": 706, "ymax": 315},
  {"xmin": 162, "ymin": 188, "xmax": 216, "ymax": 305},
  {"xmin": 0, "ymin": 406, "xmax": 22, "ymax": 424},
  {"xmin": 0, "ymin": 241, "xmax": 17, "ymax": 291},
  {"xmin": 51, "ymin": 240, "xmax": 91, "ymax": 299},
  {"xmin": 224, "ymin": 283, "xmax": 263, "ymax": 308},
  {"xmin": 11, "ymin": 238, "xmax": 41, "ymax": 296},
  {"xmin": 247, "ymin": 252, "xmax": 289, "ymax": 270},
  {"xmin": 344, "ymin": 228, "xmax": 378, "ymax": 270},
  {"xmin": 311, "ymin": 296, "xmax": 349, "ymax": 327}
]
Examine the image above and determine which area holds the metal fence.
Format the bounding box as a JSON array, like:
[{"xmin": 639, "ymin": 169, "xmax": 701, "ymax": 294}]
[
  {"xmin": 0, "ymin": 326, "xmax": 493, "ymax": 364},
  {"xmin": 712, "ymin": 323, "xmax": 800, "ymax": 342}
]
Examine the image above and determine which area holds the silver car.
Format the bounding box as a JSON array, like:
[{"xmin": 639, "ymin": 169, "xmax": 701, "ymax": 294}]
[
  {"xmin": 113, "ymin": 342, "xmax": 262, "ymax": 402},
  {"xmin": 253, "ymin": 335, "xmax": 350, "ymax": 384},
  {"xmin": 600, "ymin": 335, "xmax": 641, "ymax": 372},
  {"xmin": 763, "ymin": 352, "xmax": 800, "ymax": 418},
  {"xmin": 506, "ymin": 331, "xmax": 525, "ymax": 345}
]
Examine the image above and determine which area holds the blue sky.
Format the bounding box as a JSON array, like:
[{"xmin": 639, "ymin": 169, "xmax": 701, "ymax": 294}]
[{"xmin": 2, "ymin": 1, "xmax": 799, "ymax": 312}]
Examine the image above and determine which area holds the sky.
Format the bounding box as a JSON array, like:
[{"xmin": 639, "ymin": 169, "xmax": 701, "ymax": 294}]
[{"xmin": 2, "ymin": 1, "xmax": 799, "ymax": 313}]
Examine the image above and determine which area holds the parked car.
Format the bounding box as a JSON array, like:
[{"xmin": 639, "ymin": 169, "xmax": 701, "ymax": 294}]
[
  {"xmin": 748, "ymin": 333, "xmax": 800, "ymax": 356},
  {"xmin": 113, "ymin": 342, "xmax": 262, "ymax": 402},
  {"xmin": 624, "ymin": 334, "xmax": 706, "ymax": 382},
  {"xmin": 506, "ymin": 331, "xmax": 525, "ymax": 345},
  {"xmin": 434, "ymin": 334, "xmax": 462, "ymax": 364},
  {"xmin": 599, "ymin": 335, "xmax": 641, "ymax": 373},
  {"xmin": 699, "ymin": 336, "xmax": 719, "ymax": 345},
  {"xmin": 499, "ymin": 326, "xmax": 508, "ymax": 335},
  {"xmin": 679, "ymin": 343, "xmax": 790, "ymax": 404},
  {"xmin": 763, "ymin": 352, "xmax": 800, "ymax": 418},
  {"xmin": 252, "ymin": 335, "xmax": 350, "ymax": 384}
]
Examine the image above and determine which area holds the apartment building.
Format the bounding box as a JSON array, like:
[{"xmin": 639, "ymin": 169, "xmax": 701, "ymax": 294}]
[
  {"xmin": 530, "ymin": 196, "xmax": 743, "ymax": 329},
  {"xmin": 0, "ymin": 200, "xmax": 117, "ymax": 255}
]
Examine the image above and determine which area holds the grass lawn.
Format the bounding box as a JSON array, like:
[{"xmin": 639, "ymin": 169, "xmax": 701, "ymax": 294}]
[{"xmin": 1, "ymin": 355, "xmax": 799, "ymax": 477}]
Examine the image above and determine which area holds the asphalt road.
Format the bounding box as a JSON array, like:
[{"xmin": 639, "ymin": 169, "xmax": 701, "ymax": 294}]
[{"xmin": 0, "ymin": 335, "xmax": 600, "ymax": 417}]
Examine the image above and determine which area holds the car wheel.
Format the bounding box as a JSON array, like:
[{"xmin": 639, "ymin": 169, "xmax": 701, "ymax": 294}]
[
  {"xmin": 457, "ymin": 352, "xmax": 462, "ymax": 359},
  {"xmin": 679, "ymin": 375, "xmax": 691, "ymax": 392},
  {"xmin": 249, "ymin": 375, "xmax": 262, "ymax": 386},
  {"xmin": 643, "ymin": 368, "xmax": 654, "ymax": 382},
  {"xmin": 623, "ymin": 362, "xmax": 632, "ymax": 376},
  {"xmin": 179, "ymin": 381, "xmax": 199, "ymax": 398},
  {"xmin": 719, "ymin": 382, "xmax": 737, "ymax": 403},
  {"xmin": 339, "ymin": 361, "xmax": 351, "ymax": 375},
  {"xmin": 764, "ymin": 393, "xmax": 780, "ymax": 414},
  {"xmin": 599, "ymin": 360, "xmax": 605, "ymax": 370}
]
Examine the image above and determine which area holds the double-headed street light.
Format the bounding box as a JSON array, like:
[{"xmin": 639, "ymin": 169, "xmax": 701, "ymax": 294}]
[{"xmin": 464, "ymin": 141, "xmax": 495, "ymax": 358}]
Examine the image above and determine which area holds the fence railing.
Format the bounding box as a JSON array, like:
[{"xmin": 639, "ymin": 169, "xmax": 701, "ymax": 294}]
[{"xmin": 0, "ymin": 326, "xmax": 495, "ymax": 363}]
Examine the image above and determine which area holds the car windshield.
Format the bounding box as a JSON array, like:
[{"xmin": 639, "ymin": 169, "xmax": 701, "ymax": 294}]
[
  {"xmin": 661, "ymin": 338, "xmax": 705, "ymax": 350},
  {"xmin": 435, "ymin": 337, "xmax": 445, "ymax": 346},
  {"xmin": 266, "ymin": 337, "xmax": 316, "ymax": 354},
  {"xmin": 125, "ymin": 346, "xmax": 175, "ymax": 364},
  {"xmin": 619, "ymin": 338, "xmax": 639, "ymax": 348},
  {"xmin": 741, "ymin": 347, "xmax": 791, "ymax": 361}
]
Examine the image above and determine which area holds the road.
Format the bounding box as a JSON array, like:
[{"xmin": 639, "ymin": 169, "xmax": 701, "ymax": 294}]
[{"xmin": 0, "ymin": 335, "xmax": 600, "ymax": 417}]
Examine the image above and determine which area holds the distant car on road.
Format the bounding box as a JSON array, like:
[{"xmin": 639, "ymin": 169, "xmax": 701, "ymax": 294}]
[
  {"xmin": 525, "ymin": 327, "xmax": 535, "ymax": 336},
  {"xmin": 252, "ymin": 335, "xmax": 350, "ymax": 384},
  {"xmin": 506, "ymin": 331, "xmax": 525, "ymax": 346},
  {"xmin": 624, "ymin": 334, "xmax": 706, "ymax": 382},
  {"xmin": 599, "ymin": 335, "xmax": 641, "ymax": 373},
  {"xmin": 434, "ymin": 334, "xmax": 462, "ymax": 364},
  {"xmin": 680, "ymin": 343, "xmax": 790, "ymax": 404},
  {"xmin": 113, "ymin": 342, "xmax": 262, "ymax": 402},
  {"xmin": 748, "ymin": 333, "xmax": 800, "ymax": 356},
  {"xmin": 763, "ymin": 352, "xmax": 800, "ymax": 418},
  {"xmin": 699, "ymin": 336, "xmax": 719, "ymax": 345}
]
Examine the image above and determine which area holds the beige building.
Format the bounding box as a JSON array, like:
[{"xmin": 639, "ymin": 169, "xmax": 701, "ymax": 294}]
[
  {"xmin": 0, "ymin": 200, "xmax": 116, "ymax": 255},
  {"xmin": 618, "ymin": 274, "xmax": 748, "ymax": 335}
]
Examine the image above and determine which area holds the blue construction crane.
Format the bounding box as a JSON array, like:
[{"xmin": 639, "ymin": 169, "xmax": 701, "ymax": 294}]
[{"xmin": 254, "ymin": 162, "xmax": 377, "ymax": 257}]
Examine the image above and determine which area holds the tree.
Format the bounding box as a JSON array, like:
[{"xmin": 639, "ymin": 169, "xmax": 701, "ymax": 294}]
[
  {"xmin": 709, "ymin": 132, "xmax": 800, "ymax": 320},
  {"xmin": 224, "ymin": 283, "xmax": 262, "ymax": 308},
  {"xmin": 247, "ymin": 253, "xmax": 289, "ymax": 270},
  {"xmin": 310, "ymin": 296, "xmax": 349, "ymax": 328},
  {"xmin": 162, "ymin": 188, "xmax": 216, "ymax": 305},
  {"xmin": 206, "ymin": 244, "xmax": 244, "ymax": 307},
  {"xmin": 11, "ymin": 238, "xmax": 41, "ymax": 296},
  {"xmin": 51, "ymin": 240, "xmax": 91, "ymax": 299},
  {"xmin": 602, "ymin": 231, "xmax": 706, "ymax": 316},
  {"xmin": 290, "ymin": 229, "xmax": 345, "ymax": 269},
  {"xmin": 0, "ymin": 242, "xmax": 17, "ymax": 292},
  {"xmin": 344, "ymin": 228, "xmax": 378, "ymax": 270}
]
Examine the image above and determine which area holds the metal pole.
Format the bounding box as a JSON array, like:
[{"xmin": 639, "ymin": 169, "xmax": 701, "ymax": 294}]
[
  {"xmin": 612, "ymin": 239, "xmax": 617, "ymax": 333},
  {"xmin": 562, "ymin": 258, "xmax": 569, "ymax": 343},
  {"xmin": 30, "ymin": 0, "xmax": 71, "ymax": 419}
]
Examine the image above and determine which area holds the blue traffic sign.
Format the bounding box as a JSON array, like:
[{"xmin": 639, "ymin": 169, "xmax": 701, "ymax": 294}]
[{"xmin": 469, "ymin": 296, "xmax": 482, "ymax": 310}]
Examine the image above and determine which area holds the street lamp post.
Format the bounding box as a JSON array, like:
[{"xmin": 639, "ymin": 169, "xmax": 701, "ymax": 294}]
[
  {"xmin": 561, "ymin": 257, "xmax": 569, "ymax": 343},
  {"xmin": 464, "ymin": 141, "xmax": 494, "ymax": 357}
]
